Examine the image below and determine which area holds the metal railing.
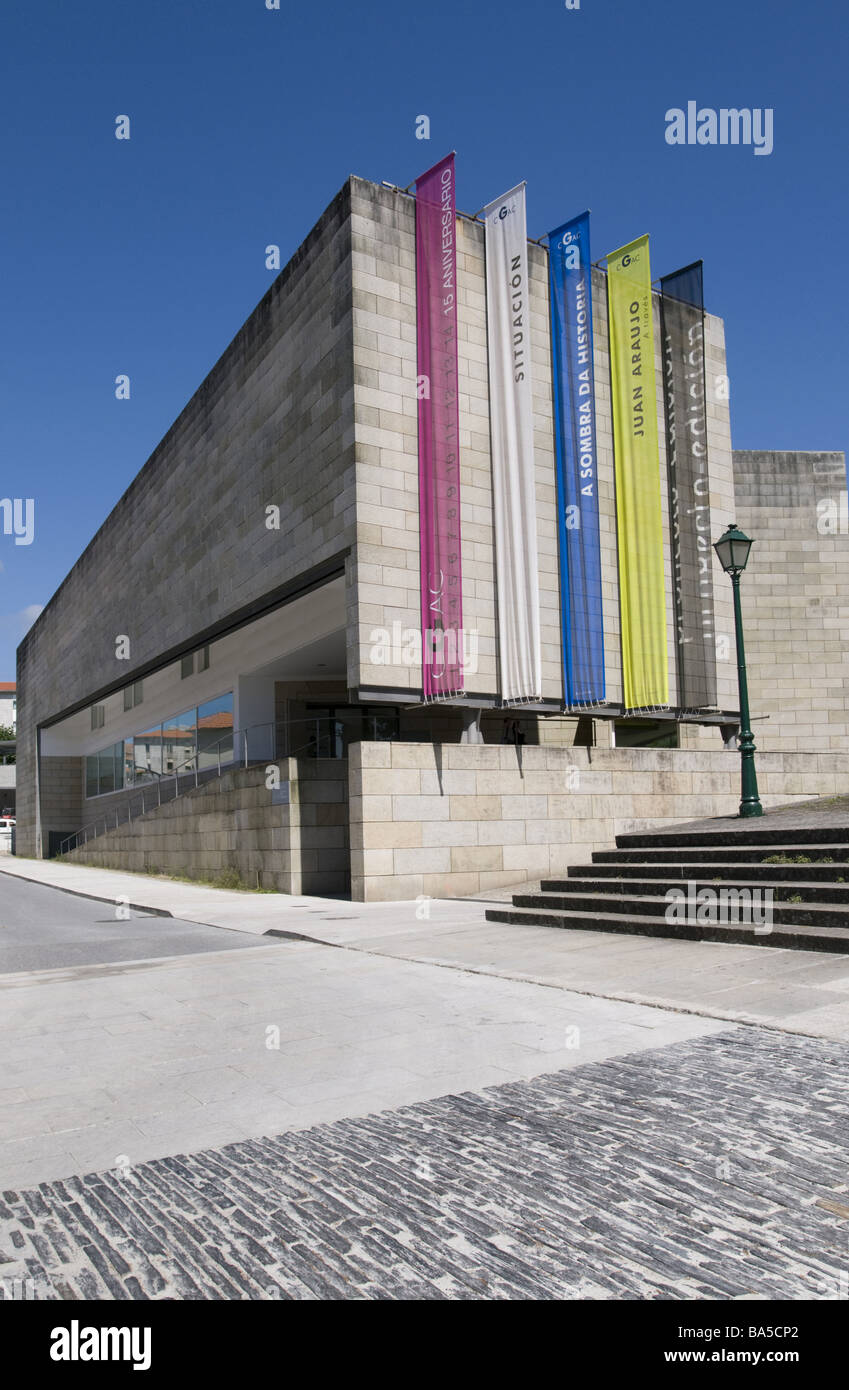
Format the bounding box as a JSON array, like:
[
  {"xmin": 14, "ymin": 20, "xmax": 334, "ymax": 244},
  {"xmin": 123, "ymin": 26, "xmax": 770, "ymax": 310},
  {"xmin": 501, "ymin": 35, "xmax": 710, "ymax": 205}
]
[
  {"xmin": 56, "ymin": 710, "xmax": 448, "ymax": 858},
  {"xmin": 58, "ymin": 718, "xmax": 319, "ymax": 858}
]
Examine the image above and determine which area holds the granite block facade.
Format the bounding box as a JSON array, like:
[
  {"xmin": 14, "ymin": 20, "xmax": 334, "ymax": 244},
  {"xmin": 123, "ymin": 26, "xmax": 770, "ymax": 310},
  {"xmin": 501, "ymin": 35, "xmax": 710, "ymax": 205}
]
[
  {"xmin": 732, "ymin": 450, "xmax": 849, "ymax": 754},
  {"xmin": 15, "ymin": 176, "xmax": 846, "ymax": 900},
  {"xmin": 18, "ymin": 183, "xmax": 357, "ymax": 856},
  {"xmin": 348, "ymin": 741, "xmax": 849, "ymax": 901}
]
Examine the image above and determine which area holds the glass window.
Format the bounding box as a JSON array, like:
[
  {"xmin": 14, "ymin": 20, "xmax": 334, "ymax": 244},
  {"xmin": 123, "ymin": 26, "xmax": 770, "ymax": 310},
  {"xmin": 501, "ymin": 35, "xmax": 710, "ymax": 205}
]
[
  {"xmin": 98, "ymin": 745, "xmax": 116, "ymax": 795},
  {"xmin": 197, "ymin": 694, "xmax": 234, "ymax": 770},
  {"xmin": 613, "ymin": 720, "xmax": 679, "ymax": 749},
  {"xmin": 181, "ymin": 654, "xmax": 194, "ymax": 679},
  {"xmin": 303, "ymin": 708, "xmax": 336, "ymax": 758},
  {"xmin": 363, "ymin": 706, "xmax": 399, "ymax": 742},
  {"xmin": 133, "ymin": 724, "xmax": 163, "ymax": 783},
  {"xmin": 84, "ymin": 694, "xmax": 233, "ymax": 794},
  {"xmin": 163, "ymin": 709, "xmax": 196, "ymax": 775},
  {"xmin": 328, "ymin": 708, "xmax": 359, "ymax": 757},
  {"xmin": 133, "ymin": 680, "xmax": 144, "ymax": 706},
  {"xmin": 123, "ymin": 687, "xmax": 133, "ymax": 712},
  {"xmin": 123, "ymin": 739, "xmax": 135, "ymax": 788},
  {"xmin": 85, "ymin": 741, "xmax": 124, "ymax": 797},
  {"xmin": 303, "ymin": 705, "xmax": 399, "ymax": 757},
  {"xmin": 198, "ymin": 646, "xmax": 210, "ymax": 672}
]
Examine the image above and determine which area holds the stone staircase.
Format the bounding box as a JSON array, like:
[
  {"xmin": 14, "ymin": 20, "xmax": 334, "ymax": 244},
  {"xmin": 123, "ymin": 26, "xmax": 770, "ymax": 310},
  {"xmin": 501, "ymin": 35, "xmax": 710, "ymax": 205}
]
[{"xmin": 485, "ymin": 822, "xmax": 849, "ymax": 953}]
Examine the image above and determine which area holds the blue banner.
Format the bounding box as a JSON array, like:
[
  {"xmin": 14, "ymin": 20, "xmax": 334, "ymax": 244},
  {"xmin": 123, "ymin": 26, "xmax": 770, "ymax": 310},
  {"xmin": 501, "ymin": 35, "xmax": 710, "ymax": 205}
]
[{"xmin": 547, "ymin": 213, "xmax": 605, "ymax": 705}]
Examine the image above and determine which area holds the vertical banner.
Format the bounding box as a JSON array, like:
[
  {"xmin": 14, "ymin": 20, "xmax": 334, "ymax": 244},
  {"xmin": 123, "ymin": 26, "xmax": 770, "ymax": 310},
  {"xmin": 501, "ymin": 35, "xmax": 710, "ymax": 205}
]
[
  {"xmin": 547, "ymin": 212, "xmax": 605, "ymax": 705},
  {"xmin": 415, "ymin": 153, "xmax": 464, "ymax": 701},
  {"xmin": 660, "ymin": 262, "xmax": 717, "ymax": 709},
  {"xmin": 483, "ymin": 183, "xmax": 541, "ymax": 703},
  {"xmin": 607, "ymin": 235, "xmax": 669, "ymax": 710}
]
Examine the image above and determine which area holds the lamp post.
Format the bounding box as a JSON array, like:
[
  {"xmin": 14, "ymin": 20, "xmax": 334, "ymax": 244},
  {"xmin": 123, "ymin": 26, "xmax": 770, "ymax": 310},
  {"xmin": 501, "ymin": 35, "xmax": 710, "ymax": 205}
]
[{"xmin": 713, "ymin": 523, "xmax": 763, "ymax": 819}]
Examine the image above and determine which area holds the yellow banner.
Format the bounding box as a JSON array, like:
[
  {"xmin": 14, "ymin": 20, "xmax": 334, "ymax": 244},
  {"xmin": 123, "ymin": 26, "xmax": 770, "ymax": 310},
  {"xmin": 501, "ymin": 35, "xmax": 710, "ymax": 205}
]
[{"xmin": 607, "ymin": 235, "xmax": 669, "ymax": 710}]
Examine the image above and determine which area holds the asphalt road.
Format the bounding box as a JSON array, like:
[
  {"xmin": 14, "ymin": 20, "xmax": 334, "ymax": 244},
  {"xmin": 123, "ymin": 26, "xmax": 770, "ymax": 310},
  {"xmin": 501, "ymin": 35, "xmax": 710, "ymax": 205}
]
[{"xmin": 0, "ymin": 873, "xmax": 277, "ymax": 972}]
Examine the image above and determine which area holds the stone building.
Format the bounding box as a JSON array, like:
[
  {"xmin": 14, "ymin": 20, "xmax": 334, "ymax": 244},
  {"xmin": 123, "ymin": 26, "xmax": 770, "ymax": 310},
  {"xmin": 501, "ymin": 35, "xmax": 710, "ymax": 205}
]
[{"xmin": 15, "ymin": 177, "xmax": 849, "ymax": 899}]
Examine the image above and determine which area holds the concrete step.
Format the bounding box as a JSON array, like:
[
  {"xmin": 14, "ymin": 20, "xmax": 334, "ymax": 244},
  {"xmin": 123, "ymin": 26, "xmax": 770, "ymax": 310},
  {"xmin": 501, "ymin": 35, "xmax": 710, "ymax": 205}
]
[
  {"xmin": 484, "ymin": 904, "xmax": 849, "ymax": 953},
  {"xmin": 534, "ymin": 876, "xmax": 849, "ymax": 905},
  {"xmin": 615, "ymin": 824, "xmax": 849, "ymax": 849},
  {"xmin": 553, "ymin": 862, "xmax": 849, "ymax": 884},
  {"xmin": 592, "ymin": 844, "xmax": 848, "ymax": 865},
  {"xmin": 511, "ymin": 890, "xmax": 849, "ymax": 929},
  {"xmin": 497, "ymin": 814, "xmax": 849, "ymax": 954}
]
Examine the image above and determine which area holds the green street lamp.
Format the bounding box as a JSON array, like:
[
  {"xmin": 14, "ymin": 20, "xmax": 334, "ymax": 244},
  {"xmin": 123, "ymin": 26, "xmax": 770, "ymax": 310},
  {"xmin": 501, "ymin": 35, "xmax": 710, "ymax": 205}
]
[{"xmin": 713, "ymin": 523, "xmax": 763, "ymax": 819}]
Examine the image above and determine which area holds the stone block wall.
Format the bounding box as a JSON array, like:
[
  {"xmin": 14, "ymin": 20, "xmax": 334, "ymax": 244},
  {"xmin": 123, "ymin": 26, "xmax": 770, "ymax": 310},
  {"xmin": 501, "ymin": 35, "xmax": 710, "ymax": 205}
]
[
  {"xmin": 282, "ymin": 758, "xmax": 349, "ymax": 895},
  {"xmin": 348, "ymin": 740, "xmax": 849, "ymax": 901},
  {"xmin": 63, "ymin": 758, "xmax": 349, "ymax": 896},
  {"xmin": 18, "ymin": 180, "xmax": 357, "ymax": 856},
  {"xmin": 38, "ymin": 756, "xmax": 82, "ymax": 853},
  {"xmin": 733, "ymin": 451, "xmax": 849, "ymax": 753}
]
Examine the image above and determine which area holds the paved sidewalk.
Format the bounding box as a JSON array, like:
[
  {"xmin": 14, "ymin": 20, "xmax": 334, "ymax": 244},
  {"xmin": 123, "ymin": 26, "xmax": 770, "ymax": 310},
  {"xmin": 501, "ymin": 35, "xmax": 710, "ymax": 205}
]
[
  {"xmin": 315, "ymin": 915, "xmax": 849, "ymax": 1042},
  {"xmin": 4, "ymin": 856, "xmax": 849, "ymax": 1039},
  {"xmin": 4, "ymin": 848, "xmax": 848, "ymax": 1301},
  {"xmin": 649, "ymin": 794, "xmax": 849, "ymax": 836},
  {"xmin": 0, "ymin": 936, "xmax": 725, "ymax": 1191},
  {"xmin": 3, "ymin": 1029, "xmax": 847, "ymax": 1301}
]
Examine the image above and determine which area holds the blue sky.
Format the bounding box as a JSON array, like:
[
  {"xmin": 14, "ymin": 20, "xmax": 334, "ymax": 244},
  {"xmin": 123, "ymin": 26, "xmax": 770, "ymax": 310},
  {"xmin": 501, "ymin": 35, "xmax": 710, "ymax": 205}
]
[{"xmin": 1, "ymin": 0, "xmax": 847, "ymax": 677}]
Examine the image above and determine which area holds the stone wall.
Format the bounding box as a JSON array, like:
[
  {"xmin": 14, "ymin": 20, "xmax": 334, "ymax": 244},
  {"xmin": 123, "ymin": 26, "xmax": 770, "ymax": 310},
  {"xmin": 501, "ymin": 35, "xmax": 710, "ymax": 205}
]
[
  {"xmin": 38, "ymin": 756, "xmax": 82, "ymax": 854},
  {"xmin": 348, "ymin": 740, "xmax": 849, "ymax": 901},
  {"xmin": 17, "ymin": 180, "xmax": 357, "ymax": 856},
  {"xmin": 733, "ymin": 450, "xmax": 849, "ymax": 753},
  {"xmin": 57, "ymin": 736, "xmax": 849, "ymax": 903},
  {"xmin": 63, "ymin": 758, "xmax": 349, "ymax": 896}
]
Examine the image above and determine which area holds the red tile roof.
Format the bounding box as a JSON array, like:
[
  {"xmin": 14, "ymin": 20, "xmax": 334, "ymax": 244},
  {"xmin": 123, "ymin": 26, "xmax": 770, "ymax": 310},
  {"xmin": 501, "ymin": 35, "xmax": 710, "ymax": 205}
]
[
  {"xmin": 197, "ymin": 712, "xmax": 234, "ymax": 729},
  {"xmin": 0, "ymin": 683, "xmax": 15, "ymax": 692}
]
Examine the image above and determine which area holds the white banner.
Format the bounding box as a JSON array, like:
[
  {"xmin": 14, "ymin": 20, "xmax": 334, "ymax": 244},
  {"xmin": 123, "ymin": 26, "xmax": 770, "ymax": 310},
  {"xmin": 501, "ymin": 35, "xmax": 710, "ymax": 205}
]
[{"xmin": 483, "ymin": 183, "xmax": 542, "ymax": 703}]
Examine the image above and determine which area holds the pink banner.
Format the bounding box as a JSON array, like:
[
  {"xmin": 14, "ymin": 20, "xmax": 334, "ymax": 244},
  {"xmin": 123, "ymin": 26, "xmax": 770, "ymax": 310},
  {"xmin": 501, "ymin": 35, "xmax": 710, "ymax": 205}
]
[{"xmin": 415, "ymin": 153, "xmax": 464, "ymax": 700}]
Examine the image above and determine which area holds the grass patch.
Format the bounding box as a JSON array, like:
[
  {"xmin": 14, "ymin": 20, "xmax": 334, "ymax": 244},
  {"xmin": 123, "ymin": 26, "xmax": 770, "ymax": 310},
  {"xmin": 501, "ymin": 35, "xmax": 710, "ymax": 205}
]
[{"xmin": 143, "ymin": 865, "xmax": 276, "ymax": 892}]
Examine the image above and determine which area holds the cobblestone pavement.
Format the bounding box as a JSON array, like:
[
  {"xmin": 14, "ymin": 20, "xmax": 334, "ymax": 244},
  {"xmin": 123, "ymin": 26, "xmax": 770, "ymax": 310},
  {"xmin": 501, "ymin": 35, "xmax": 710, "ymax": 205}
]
[{"xmin": 3, "ymin": 1028, "xmax": 848, "ymax": 1301}]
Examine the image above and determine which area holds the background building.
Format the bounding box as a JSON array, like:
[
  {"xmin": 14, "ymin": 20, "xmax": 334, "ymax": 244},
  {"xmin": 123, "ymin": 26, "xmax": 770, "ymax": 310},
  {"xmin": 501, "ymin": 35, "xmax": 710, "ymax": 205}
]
[
  {"xmin": 0, "ymin": 680, "xmax": 16, "ymax": 820},
  {"xmin": 15, "ymin": 178, "xmax": 849, "ymax": 898},
  {"xmin": 0, "ymin": 680, "xmax": 16, "ymax": 732}
]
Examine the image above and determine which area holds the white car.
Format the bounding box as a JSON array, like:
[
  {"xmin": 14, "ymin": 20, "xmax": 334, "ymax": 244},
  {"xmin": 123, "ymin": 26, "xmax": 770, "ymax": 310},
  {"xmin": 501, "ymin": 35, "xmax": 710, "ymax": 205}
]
[{"xmin": 0, "ymin": 816, "xmax": 14, "ymax": 853}]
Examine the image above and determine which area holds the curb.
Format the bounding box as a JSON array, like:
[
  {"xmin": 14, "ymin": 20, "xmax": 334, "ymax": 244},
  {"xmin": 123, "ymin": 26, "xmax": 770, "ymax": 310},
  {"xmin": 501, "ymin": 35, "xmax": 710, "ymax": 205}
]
[{"xmin": 0, "ymin": 865, "xmax": 174, "ymax": 918}]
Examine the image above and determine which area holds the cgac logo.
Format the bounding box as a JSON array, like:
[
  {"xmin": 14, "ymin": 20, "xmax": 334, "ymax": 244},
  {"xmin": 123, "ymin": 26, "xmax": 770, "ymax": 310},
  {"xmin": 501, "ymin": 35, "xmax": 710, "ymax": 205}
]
[{"xmin": 559, "ymin": 233, "xmax": 581, "ymax": 268}]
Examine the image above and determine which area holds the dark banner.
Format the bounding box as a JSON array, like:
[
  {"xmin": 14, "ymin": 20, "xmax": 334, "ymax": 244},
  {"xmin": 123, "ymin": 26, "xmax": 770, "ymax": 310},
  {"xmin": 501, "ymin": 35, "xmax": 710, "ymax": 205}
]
[{"xmin": 660, "ymin": 262, "xmax": 717, "ymax": 710}]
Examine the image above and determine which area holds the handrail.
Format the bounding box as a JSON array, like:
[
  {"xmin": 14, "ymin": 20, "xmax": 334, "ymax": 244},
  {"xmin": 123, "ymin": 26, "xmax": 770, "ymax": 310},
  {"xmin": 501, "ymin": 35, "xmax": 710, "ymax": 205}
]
[
  {"xmin": 59, "ymin": 720, "xmax": 267, "ymax": 857},
  {"xmin": 56, "ymin": 715, "xmax": 355, "ymax": 857}
]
